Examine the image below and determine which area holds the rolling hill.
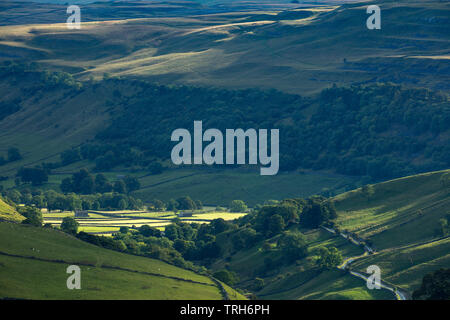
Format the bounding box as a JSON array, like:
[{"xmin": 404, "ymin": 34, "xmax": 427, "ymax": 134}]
[
  {"xmin": 0, "ymin": 220, "xmax": 246, "ymax": 299},
  {"xmin": 332, "ymin": 169, "xmax": 450, "ymax": 293},
  {"xmin": 205, "ymin": 170, "xmax": 449, "ymax": 299},
  {"xmin": 0, "ymin": 0, "xmax": 448, "ymax": 94}
]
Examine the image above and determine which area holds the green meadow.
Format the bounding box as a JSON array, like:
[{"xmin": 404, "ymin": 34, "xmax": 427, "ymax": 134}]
[{"xmin": 0, "ymin": 222, "xmax": 245, "ymax": 300}]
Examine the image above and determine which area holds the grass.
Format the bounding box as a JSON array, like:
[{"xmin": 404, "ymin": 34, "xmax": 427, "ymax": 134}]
[
  {"xmin": 209, "ymin": 225, "xmax": 393, "ymax": 300},
  {"xmin": 0, "ymin": 221, "xmax": 245, "ymax": 299},
  {"xmin": 207, "ymin": 170, "xmax": 450, "ymax": 300},
  {"xmin": 0, "ymin": 197, "xmax": 24, "ymax": 222},
  {"xmin": 333, "ymin": 169, "xmax": 450, "ymax": 250},
  {"xmin": 1, "ymin": 1, "xmax": 447, "ymax": 95},
  {"xmin": 331, "ymin": 169, "xmax": 450, "ymax": 295},
  {"xmin": 42, "ymin": 208, "xmax": 248, "ymax": 235},
  {"xmin": 135, "ymin": 168, "xmax": 357, "ymax": 206},
  {"xmin": 350, "ymin": 237, "xmax": 450, "ymax": 293},
  {"xmin": 260, "ymin": 269, "xmax": 393, "ymax": 300},
  {"xmin": 0, "ymin": 254, "xmax": 220, "ymax": 300}
]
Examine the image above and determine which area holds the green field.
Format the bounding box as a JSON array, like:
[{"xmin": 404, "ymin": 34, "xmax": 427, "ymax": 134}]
[
  {"xmin": 43, "ymin": 209, "xmax": 248, "ymax": 235},
  {"xmin": 0, "ymin": 221, "xmax": 245, "ymax": 299},
  {"xmin": 135, "ymin": 168, "xmax": 357, "ymax": 206}
]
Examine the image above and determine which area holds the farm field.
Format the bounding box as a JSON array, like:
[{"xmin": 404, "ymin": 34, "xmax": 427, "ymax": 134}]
[{"xmin": 43, "ymin": 209, "xmax": 248, "ymax": 236}]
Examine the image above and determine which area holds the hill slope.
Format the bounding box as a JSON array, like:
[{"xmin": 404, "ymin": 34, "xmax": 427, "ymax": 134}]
[
  {"xmin": 0, "ymin": 0, "xmax": 448, "ymax": 94},
  {"xmin": 0, "ymin": 221, "xmax": 245, "ymax": 299},
  {"xmin": 206, "ymin": 170, "xmax": 449, "ymax": 299},
  {"xmin": 0, "ymin": 197, "xmax": 24, "ymax": 222},
  {"xmin": 332, "ymin": 169, "xmax": 450, "ymax": 294}
]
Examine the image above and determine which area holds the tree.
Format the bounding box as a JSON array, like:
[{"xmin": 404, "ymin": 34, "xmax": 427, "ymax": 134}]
[
  {"xmin": 413, "ymin": 268, "xmax": 450, "ymax": 300},
  {"xmin": 113, "ymin": 180, "xmax": 127, "ymax": 194},
  {"xmin": 229, "ymin": 200, "xmax": 248, "ymax": 213},
  {"xmin": 277, "ymin": 232, "xmax": 308, "ymax": 262},
  {"xmin": 139, "ymin": 225, "xmax": 161, "ymax": 237},
  {"xmin": 8, "ymin": 147, "xmax": 22, "ymax": 162},
  {"xmin": 151, "ymin": 199, "xmax": 165, "ymax": 211},
  {"xmin": 195, "ymin": 200, "xmax": 203, "ymax": 210},
  {"xmin": 118, "ymin": 198, "xmax": 128, "ymax": 210},
  {"xmin": 60, "ymin": 177, "xmax": 73, "ymax": 193},
  {"xmin": 361, "ymin": 184, "xmax": 375, "ymax": 201},
  {"xmin": 71, "ymin": 169, "xmax": 92, "ymax": 193},
  {"xmin": 60, "ymin": 217, "xmax": 79, "ymax": 234},
  {"xmin": 79, "ymin": 175, "xmax": 95, "ymax": 194},
  {"xmin": 60, "ymin": 148, "xmax": 81, "ymax": 166},
  {"xmin": 148, "ymin": 162, "xmax": 164, "ymax": 175},
  {"xmin": 300, "ymin": 198, "xmax": 337, "ymax": 228},
  {"xmin": 315, "ymin": 246, "xmax": 343, "ymax": 270},
  {"xmin": 176, "ymin": 196, "xmax": 196, "ymax": 210},
  {"xmin": 119, "ymin": 226, "xmax": 129, "ymax": 234},
  {"xmin": 213, "ymin": 269, "xmax": 238, "ymax": 286},
  {"xmin": 17, "ymin": 167, "xmax": 48, "ymax": 186},
  {"xmin": 166, "ymin": 199, "xmax": 179, "ymax": 211},
  {"xmin": 268, "ymin": 214, "xmax": 285, "ymax": 236},
  {"xmin": 95, "ymin": 173, "xmax": 112, "ymax": 193},
  {"xmin": 124, "ymin": 176, "xmax": 140, "ymax": 193},
  {"xmin": 19, "ymin": 206, "xmax": 43, "ymax": 227}
]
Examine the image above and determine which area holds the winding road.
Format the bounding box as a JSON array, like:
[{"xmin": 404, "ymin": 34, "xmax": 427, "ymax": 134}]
[{"xmin": 321, "ymin": 226, "xmax": 408, "ymax": 300}]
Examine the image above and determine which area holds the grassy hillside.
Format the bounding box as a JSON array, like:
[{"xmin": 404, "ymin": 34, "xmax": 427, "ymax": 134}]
[
  {"xmin": 334, "ymin": 169, "xmax": 450, "ymax": 250},
  {"xmin": 0, "ymin": 197, "xmax": 24, "ymax": 222},
  {"xmin": 135, "ymin": 168, "xmax": 357, "ymax": 206},
  {"xmin": 205, "ymin": 170, "xmax": 449, "ymax": 300},
  {"xmin": 209, "ymin": 225, "xmax": 394, "ymax": 300},
  {"xmin": 330, "ymin": 169, "xmax": 450, "ymax": 294},
  {"xmin": 0, "ymin": 0, "xmax": 447, "ymax": 94},
  {"xmin": 0, "ymin": 221, "xmax": 245, "ymax": 299}
]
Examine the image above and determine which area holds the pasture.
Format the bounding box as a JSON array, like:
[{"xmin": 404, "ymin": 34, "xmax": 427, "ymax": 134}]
[{"xmin": 43, "ymin": 208, "xmax": 248, "ymax": 236}]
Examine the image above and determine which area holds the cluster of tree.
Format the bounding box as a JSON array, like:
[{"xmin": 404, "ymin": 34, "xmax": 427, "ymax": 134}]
[
  {"xmin": 60, "ymin": 216, "xmax": 79, "ymax": 234},
  {"xmin": 412, "ymin": 268, "xmax": 450, "ymax": 300},
  {"xmin": 3, "ymin": 62, "xmax": 448, "ymax": 182},
  {"xmin": 91, "ymin": 79, "xmax": 449, "ymax": 182},
  {"xmin": 213, "ymin": 269, "xmax": 239, "ymax": 286},
  {"xmin": 113, "ymin": 218, "xmax": 236, "ymax": 266},
  {"xmin": 60, "ymin": 169, "xmax": 140, "ymax": 195},
  {"xmin": 148, "ymin": 196, "xmax": 204, "ymax": 212},
  {"xmin": 59, "ymin": 144, "xmax": 166, "ymax": 173},
  {"xmin": 1, "ymin": 188, "xmax": 143, "ymax": 211},
  {"xmin": 16, "ymin": 166, "xmax": 49, "ymax": 186},
  {"xmin": 314, "ymin": 246, "xmax": 343, "ymax": 270},
  {"xmin": 18, "ymin": 206, "xmax": 43, "ymax": 227},
  {"xmin": 229, "ymin": 200, "xmax": 248, "ymax": 213},
  {"xmin": 0, "ymin": 61, "xmax": 82, "ymax": 90},
  {"xmin": 0, "ymin": 147, "xmax": 22, "ymax": 166},
  {"xmin": 243, "ymin": 196, "xmax": 336, "ymax": 238}
]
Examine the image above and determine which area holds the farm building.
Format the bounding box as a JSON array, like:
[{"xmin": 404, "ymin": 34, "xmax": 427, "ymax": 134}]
[
  {"xmin": 75, "ymin": 210, "xmax": 89, "ymax": 217},
  {"xmin": 178, "ymin": 212, "xmax": 193, "ymax": 217}
]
